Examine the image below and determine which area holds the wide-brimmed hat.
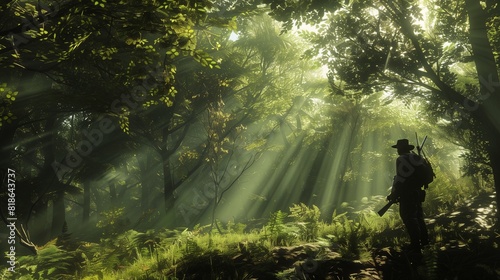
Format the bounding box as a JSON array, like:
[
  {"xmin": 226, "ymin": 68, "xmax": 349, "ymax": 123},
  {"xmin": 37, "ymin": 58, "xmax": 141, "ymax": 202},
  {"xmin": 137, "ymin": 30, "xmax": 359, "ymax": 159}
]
[{"xmin": 391, "ymin": 139, "xmax": 415, "ymax": 150}]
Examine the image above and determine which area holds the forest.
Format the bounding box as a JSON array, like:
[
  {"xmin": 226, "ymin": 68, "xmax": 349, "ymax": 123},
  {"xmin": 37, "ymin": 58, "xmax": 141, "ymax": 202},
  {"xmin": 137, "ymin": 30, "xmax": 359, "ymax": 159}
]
[{"xmin": 0, "ymin": 0, "xmax": 499, "ymax": 279}]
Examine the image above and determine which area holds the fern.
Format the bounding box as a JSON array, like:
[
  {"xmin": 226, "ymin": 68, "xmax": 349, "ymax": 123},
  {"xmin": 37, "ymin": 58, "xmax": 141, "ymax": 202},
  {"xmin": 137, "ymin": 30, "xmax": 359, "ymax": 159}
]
[
  {"xmin": 133, "ymin": 229, "xmax": 161, "ymax": 254},
  {"xmin": 289, "ymin": 203, "xmax": 321, "ymax": 241},
  {"xmin": 323, "ymin": 212, "xmax": 371, "ymax": 260},
  {"xmin": 17, "ymin": 242, "xmax": 79, "ymax": 279},
  {"xmin": 421, "ymin": 245, "xmax": 439, "ymax": 280},
  {"xmin": 267, "ymin": 210, "xmax": 286, "ymax": 236},
  {"xmin": 264, "ymin": 210, "xmax": 296, "ymax": 246},
  {"xmin": 185, "ymin": 238, "xmax": 203, "ymax": 255}
]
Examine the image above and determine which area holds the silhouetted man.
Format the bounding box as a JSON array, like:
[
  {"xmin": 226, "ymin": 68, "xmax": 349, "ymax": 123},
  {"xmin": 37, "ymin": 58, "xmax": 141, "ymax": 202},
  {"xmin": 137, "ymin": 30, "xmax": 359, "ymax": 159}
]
[{"xmin": 387, "ymin": 139, "xmax": 429, "ymax": 254}]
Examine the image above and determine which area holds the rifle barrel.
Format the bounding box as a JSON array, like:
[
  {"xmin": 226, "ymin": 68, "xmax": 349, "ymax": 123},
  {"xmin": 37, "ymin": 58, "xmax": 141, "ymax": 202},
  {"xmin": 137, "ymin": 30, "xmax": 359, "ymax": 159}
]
[
  {"xmin": 377, "ymin": 201, "xmax": 394, "ymax": 217},
  {"xmin": 421, "ymin": 135, "xmax": 428, "ymax": 149}
]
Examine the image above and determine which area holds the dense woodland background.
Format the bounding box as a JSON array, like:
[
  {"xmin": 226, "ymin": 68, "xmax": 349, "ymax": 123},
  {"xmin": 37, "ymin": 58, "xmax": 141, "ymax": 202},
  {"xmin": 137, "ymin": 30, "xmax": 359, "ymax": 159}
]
[{"xmin": 0, "ymin": 0, "xmax": 499, "ymax": 279}]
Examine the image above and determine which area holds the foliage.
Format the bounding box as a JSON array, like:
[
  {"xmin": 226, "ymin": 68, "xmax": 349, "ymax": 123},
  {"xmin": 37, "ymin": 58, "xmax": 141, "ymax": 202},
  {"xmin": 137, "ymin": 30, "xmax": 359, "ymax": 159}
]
[
  {"xmin": 0, "ymin": 83, "xmax": 17, "ymax": 127},
  {"xmin": 1, "ymin": 2, "xmax": 499, "ymax": 280},
  {"xmin": 289, "ymin": 203, "xmax": 321, "ymax": 241},
  {"xmin": 96, "ymin": 207, "xmax": 129, "ymax": 237},
  {"xmin": 263, "ymin": 210, "xmax": 297, "ymax": 246},
  {"xmin": 266, "ymin": 0, "xmax": 500, "ymax": 217},
  {"xmin": 423, "ymin": 172, "xmax": 482, "ymax": 214},
  {"xmin": 263, "ymin": 0, "xmax": 342, "ymax": 31},
  {"xmin": 3, "ymin": 191, "xmax": 498, "ymax": 279},
  {"xmin": 16, "ymin": 241, "xmax": 80, "ymax": 280},
  {"xmin": 318, "ymin": 204, "xmax": 400, "ymax": 261}
]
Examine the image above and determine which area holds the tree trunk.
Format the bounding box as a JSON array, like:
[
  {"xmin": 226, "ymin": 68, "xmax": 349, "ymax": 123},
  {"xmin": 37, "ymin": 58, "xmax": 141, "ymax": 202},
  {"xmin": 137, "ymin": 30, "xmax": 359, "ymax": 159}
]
[
  {"xmin": 109, "ymin": 182, "xmax": 117, "ymax": 207},
  {"xmin": 138, "ymin": 150, "xmax": 154, "ymax": 213},
  {"xmin": 464, "ymin": 0, "xmax": 500, "ymax": 130},
  {"xmin": 465, "ymin": 0, "xmax": 500, "ymax": 224},
  {"xmin": 163, "ymin": 154, "xmax": 174, "ymax": 211},
  {"xmin": 51, "ymin": 191, "xmax": 66, "ymax": 237},
  {"xmin": 334, "ymin": 105, "xmax": 362, "ymax": 204},
  {"xmin": 43, "ymin": 116, "xmax": 65, "ymax": 239},
  {"xmin": 299, "ymin": 138, "xmax": 329, "ymax": 204},
  {"xmin": 83, "ymin": 180, "xmax": 91, "ymax": 223},
  {"xmin": 489, "ymin": 148, "xmax": 500, "ymax": 224},
  {"xmin": 0, "ymin": 120, "xmax": 18, "ymax": 173}
]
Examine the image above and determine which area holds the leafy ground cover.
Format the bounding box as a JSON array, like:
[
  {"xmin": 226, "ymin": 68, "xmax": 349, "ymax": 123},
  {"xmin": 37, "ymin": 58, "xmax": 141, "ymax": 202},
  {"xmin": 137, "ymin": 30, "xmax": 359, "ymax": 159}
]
[{"xmin": 1, "ymin": 192, "xmax": 498, "ymax": 280}]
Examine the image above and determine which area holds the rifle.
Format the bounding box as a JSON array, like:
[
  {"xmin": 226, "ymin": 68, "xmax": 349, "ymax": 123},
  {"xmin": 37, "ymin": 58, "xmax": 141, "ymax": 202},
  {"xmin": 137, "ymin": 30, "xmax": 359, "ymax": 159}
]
[
  {"xmin": 377, "ymin": 200, "xmax": 396, "ymax": 217},
  {"xmin": 415, "ymin": 133, "xmax": 427, "ymax": 157},
  {"xmin": 416, "ymin": 133, "xmax": 435, "ymax": 189}
]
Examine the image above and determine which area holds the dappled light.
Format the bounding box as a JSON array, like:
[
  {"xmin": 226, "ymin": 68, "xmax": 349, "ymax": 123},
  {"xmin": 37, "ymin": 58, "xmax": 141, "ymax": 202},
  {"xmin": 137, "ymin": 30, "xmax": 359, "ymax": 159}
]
[{"xmin": 1, "ymin": 0, "xmax": 499, "ymax": 279}]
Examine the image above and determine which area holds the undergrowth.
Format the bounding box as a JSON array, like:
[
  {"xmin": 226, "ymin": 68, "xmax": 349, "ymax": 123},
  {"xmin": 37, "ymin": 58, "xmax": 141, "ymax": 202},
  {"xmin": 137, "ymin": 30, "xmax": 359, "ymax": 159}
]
[{"xmin": 2, "ymin": 190, "xmax": 498, "ymax": 279}]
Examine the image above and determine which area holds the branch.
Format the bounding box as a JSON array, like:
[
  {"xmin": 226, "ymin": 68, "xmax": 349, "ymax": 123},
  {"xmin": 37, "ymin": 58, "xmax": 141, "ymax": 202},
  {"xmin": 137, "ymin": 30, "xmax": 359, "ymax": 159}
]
[
  {"xmin": 16, "ymin": 224, "xmax": 38, "ymax": 255},
  {"xmin": 218, "ymin": 153, "xmax": 258, "ymax": 203},
  {"xmin": 0, "ymin": 202, "xmax": 38, "ymax": 255}
]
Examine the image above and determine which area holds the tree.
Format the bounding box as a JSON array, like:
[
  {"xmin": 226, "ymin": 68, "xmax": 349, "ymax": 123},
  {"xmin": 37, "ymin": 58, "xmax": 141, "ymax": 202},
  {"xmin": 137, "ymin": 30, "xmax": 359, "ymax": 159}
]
[
  {"xmin": 199, "ymin": 14, "xmax": 339, "ymax": 219},
  {"xmin": 204, "ymin": 93, "xmax": 256, "ymax": 244},
  {"xmin": 168, "ymin": 13, "xmax": 338, "ymax": 224},
  {"xmin": 265, "ymin": 0, "xmax": 500, "ymax": 224},
  {"xmin": 0, "ymin": 0, "xmax": 226, "ymax": 249}
]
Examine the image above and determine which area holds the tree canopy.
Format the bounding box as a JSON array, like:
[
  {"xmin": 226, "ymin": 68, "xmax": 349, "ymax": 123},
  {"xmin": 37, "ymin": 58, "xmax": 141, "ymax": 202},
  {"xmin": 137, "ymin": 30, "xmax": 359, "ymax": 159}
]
[{"xmin": 0, "ymin": 0, "xmax": 499, "ymax": 267}]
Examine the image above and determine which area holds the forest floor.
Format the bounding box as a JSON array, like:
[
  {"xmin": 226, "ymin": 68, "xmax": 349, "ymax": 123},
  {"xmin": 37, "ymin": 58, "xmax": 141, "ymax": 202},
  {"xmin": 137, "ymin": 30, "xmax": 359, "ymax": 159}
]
[
  {"xmin": 171, "ymin": 192, "xmax": 500, "ymax": 280},
  {"xmin": 4, "ymin": 193, "xmax": 499, "ymax": 279},
  {"xmin": 171, "ymin": 235, "xmax": 500, "ymax": 280}
]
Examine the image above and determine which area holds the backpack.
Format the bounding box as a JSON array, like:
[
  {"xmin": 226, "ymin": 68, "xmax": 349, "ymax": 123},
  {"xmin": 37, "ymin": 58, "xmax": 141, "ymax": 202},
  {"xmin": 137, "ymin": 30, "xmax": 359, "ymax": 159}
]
[
  {"xmin": 397, "ymin": 153, "xmax": 433, "ymax": 186},
  {"xmin": 415, "ymin": 135, "xmax": 435, "ymax": 188},
  {"xmin": 418, "ymin": 156, "xmax": 435, "ymax": 188}
]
